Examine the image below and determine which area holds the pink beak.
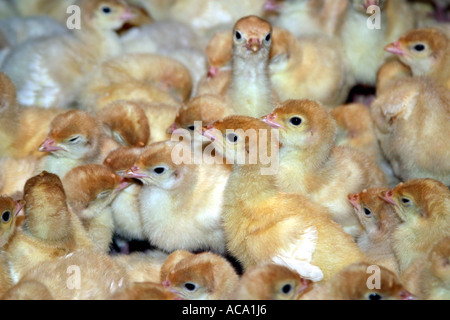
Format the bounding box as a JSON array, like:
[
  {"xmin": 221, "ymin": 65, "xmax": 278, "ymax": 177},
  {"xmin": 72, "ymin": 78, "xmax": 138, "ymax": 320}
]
[
  {"xmin": 120, "ymin": 9, "xmax": 136, "ymax": 21},
  {"xmin": 207, "ymin": 66, "xmax": 219, "ymax": 78},
  {"xmin": 201, "ymin": 125, "xmax": 217, "ymax": 142},
  {"xmin": 262, "ymin": 113, "xmax": 284, "ymax": 129},
  {"xmin": 162, "ymin": 280, "xmax": 171, "ymax": 288},
  {"xmin": 399, "ymin": 290, "xmax": 416, "ymax": 300},
  {"xmin": 245, "ymin": 38, "xmax": 261, "ymax": 52},
  {"xmin": 298, "ymin": 278, "xmax": 312, "ymax": 294},
  {"xmin": 380, "ymin": 190, "xmax": 398, "ymax": 206},
  {"xmin": 347, "ymin": 194, "xmax": 360, "ymax": 211},
  {"xmin": 114, "ymin": 178, "xmax": 131, "ymax": 193},
  {"xmin": 364, "ymin": 0, "xmax": 379, "ymax": 9},
  {"xmin": 167, "ymin": 123, "xmax": 178, "ymax": 135},
  {"xmin": 264, "ymin": 0, "xmax": 282, "ymax": 12},
  {"xmin": 385, "ymin": 42, "xmax": 407, "ymax": 56},
  {"xmin": 124, "ymin": 166, "xmax": 148, "ymax": 180},
  {"xmin": 14, "ymin": 200, "xmax": 24, "ymax": 217},
  {"xmin": 38, "ymin": 138, "xmax": 64, "ymax": 153}
]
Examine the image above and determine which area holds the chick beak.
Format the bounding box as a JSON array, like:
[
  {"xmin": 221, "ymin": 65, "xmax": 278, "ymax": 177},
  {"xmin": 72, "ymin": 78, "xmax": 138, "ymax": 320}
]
[
  {"xmin": 380, "ymin": 190, "xmax": 398, "ymax": 207},
  {"xmin": 246, "ymin": 38, "xmax": 261, "ymax": 52},
  {"xmin": 399, "ymin": 290, "xmax": 416, "ymax": 300},
  {"xmin": 364, "ymin": 0, "xmax": 379, "ymax": 10},
  {"xmin": 167, "ymin": 123, "xmax": 178, "ymax": 135},
  {"xmin": 264, "ymin": 0, "xmax": 282, "ymax": 12},
  {"xmin": 114, "ymin": 178, "xmax": 131, "ymax": 193},
  {"xmin": 201, "ymin": 125, "xmax": 217, "ymax": 142},
  {"xmin": 298, "ymin": 278, "xmax": 312, "ymax": 294},
  {"xmin": 14, "ymin": 200, "xmax": 24, "ymax": 217},
  {"xmin": 207, "ymin": 66, "xmax": 219, "ymax": 78},
  {"xmin": 124, "ymin": 166, "xmax": 148, "ymax": 180},
  {"xmin": 120, "ymin": 9, "xmax": 136, "ymax": 21},
  {"xmin": 347, "ymin": 194, "xmax": 360, "ymax": 211},
  {"xmin": 384, "ymin": 42, "xmax": 407, "ymax": 56},
  {"xmin": 38, "ymin": 138, "xmax": 64, "ymax": 153},
  {"xmin": 262, "ymin": 114, "xmax": 284, "ymax": 129}
]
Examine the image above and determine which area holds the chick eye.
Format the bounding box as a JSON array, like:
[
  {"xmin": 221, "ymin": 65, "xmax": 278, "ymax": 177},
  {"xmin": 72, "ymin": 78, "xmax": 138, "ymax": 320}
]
[
  {"xmin": 184, "ymin": 282, "xmax": 198, "ymax": 292},
  {"xmin": 401, "ymin": 198, "xmax": 411, "ymax": 205},
  {"xmin": 413, "ymin": 44, "xmax": 425, "ymax": 52},
  {"xmin": 97, "ymin": 190, "xmax": 111, "ymax": 199},
  {"xmin": 281, "ymin": 284, "xmax": 292, "ymax": 294},
  {"xmin": 226, "ymin": 133, "xmax": 239, "ymax": 143},
  {"xmin": 102, "ymin": 6, "xmax": 112, "ymax": 14},
  {"xmin": 368, "ymin": 293, "xmax": 382, "ymax": 300},
  {"xmin": 1, "ymin": 211, "xmax": 11, "ymax": 223},
  {"xmin": 289, "ymin": 117, "xmax": 302, "ymax": 126},
  {"xmin": 235, "ymin": 31, "xmax": 242, "ymax": 41},
  {"xmin": 363, "ymin": 207, "xmax": 372, "ymax": 216},
  {"xmin": 265, "ymin": 33, "xmax": 271, "ymax": 42},
  {"xmin": 153, "ymin": 167, "xmax": 166, "ymax": 175},
  {"xmin": 187, "ymin": 125, "xmax": 195, "ymax": 131},
  {"xmin": 67, "ymin": 136, "xmax": 80, "ymax": 144}
]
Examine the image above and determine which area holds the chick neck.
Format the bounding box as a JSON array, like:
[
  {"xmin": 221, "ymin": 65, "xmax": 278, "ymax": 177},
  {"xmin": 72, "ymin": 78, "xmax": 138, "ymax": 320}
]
[{"xmin": 229, "ymin": 50, "xmax": 274, "ymax": 117}]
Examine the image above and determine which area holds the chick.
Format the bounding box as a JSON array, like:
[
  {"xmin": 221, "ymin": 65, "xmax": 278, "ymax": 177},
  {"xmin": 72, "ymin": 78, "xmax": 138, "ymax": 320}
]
[
  {"xmin": 113, "ymin": 250, "xmax": 168, "ymax": 283},
  {"xmin": 110, "ymin": 281, "xmax": 179, "ymax": 300},
  {"xmin": 124, "ymin": 140, "xmax": 230, "ymax": 254},
  {"xmin": 81, "ymin": 53, "xmax": 192, "ymax": 112},
  {"xmin": 168, "ymin": 94, "xmax": 234, "ymax": 151},
  {"xmin": 380, "ymin": 179, "xmax": 450, "ymax": 274},
  {"xmin": 0, "ymin": 72, "xmax": 65, "ymax": 160},
  {"xmin": 62, "ymin": 164, "xmax": 131, "ymax": 253},
  {"xmin": 159, "ymin": 250, "xmax": 195, "ymax": 284},
  {"xmin": 301, "ymin": 262, "xmax": 414, "ymax": 300},
  {"xmin": 37, "ymin": 110, "xmax": 104, "ymax": 179},
  {"xmin": 339, "ymin": 0, "xmax": 415, "ymax": 86},
  {"xmin": 270, "ymin": 0, "xmax": 349, "ymax": 38},
  {"xmin": 234, "ymin": 264, "xmax": 313, "ymax": 300},
  {"xmin": 6, "ymin": 172, "xmax": 94, "ymax": 281},
  {"xmin": 385, "ymin": 28, "xmax": 450, "ymax": 89},
  {"xmin": 119, "ymin": 21, "xmax": 206, "ymax": 96},
  {"xmin": 97, "ymin": 100, "xmax": 151, "ymax": 148},
  {"xmin": 162, "ymin": 251, "xmax": 240, "ymax": 300},
  {"xmin": 330, "ymin": 103, "xmax": 398, "ymax": 186},
  {"xmin": 376, "ymin": 59, "xmax": 413, "ymax": 95},
  {"xmin": 227, "ymin": 16, "xmax": 277, "ymax": 118},
  {"xmin": 263, "ymin": 99, "xmax": 387, "ymax": 237},
  {"xmin": 269, "ymin": 27, "xmax": 353, "ymax": 108},
  {"xmin": 0, "ymin": 195, "xmax": 22, "ymax": 249},
  {"xmin": 202, "ymin": 115, "xmax": 366, "ymax": 281},
  {"xmin": 1, "ymin": 280, "xmax": 54, "ymax": 300},
  {"xmin": 2, "ymin": 0, "xmax": 135, "ymax": 108},
  {"xmin": 417, "ymin": 237, "xmax": 450, "ymax": 300},
  {"xmin": 370, "ymin": 76, "xmax": 450, "ymax": 185},
  {"xmin": 18, "ymin": 250, "xmax": 129, "ymax": 300},
  {"xmin": 103, "ymin": 147, "xmax": 145, "ymax": 242},
  {"xmin": 0, "ymin": 195, "xmax": 22, "ymax": 295},
  {"xmin": 348, "ymin": 188, "xmax": 400, "ymax": 274}
]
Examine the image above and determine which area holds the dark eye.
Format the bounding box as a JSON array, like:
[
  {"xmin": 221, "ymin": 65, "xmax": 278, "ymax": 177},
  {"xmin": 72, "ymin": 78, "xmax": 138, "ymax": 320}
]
[
  {"xmin": 281, "ymin": 284, "xmax": 292, "ymax": 294},
  {"xmin": 187, "ymin": 125, "xmax": 195, "ymax": 131},
  {"xmin": 368, "ymin": 293, "xmax": 382, "ymax": 300},
  {"xmin": 184, "ymin": 282, "xmax": 197, "ymax": 292},
  {"xmin": 153, "ymin": 167, "xmax": 166, "ymax": 175},
  {"xmin": 289, "ymin": 117, "xmax": 302, "ymax": 126},
  {"xmin": 363, "ymin": 207, "xmax": 372, "ymax": 216},
  {"xmin": 226, "ymin": 133, "xmax": 239, "ymax": 143},
  {"xmin": 102, "ymin": 6, "xmax": 111, "ymax": 14},
  {"xmin": 265, "ymin": 33, "xmax": 271, "ymax": 42},
  {"xmin": 413, "ymin": 44, "xmax": 425, "ymax": 52},
  {"xmin": 1, "ymin": 211, "xmax": 11, "ymax": 223},
  {"xmin": 401, "ymin": 198, "xmax": 410, "ymax": 204},
  {"xmin": 235, "ymin": 31, "xmax": 242, "ymax": 41},
  {"xmin": 68, "ymin": 136, "xmax": 80, "ymax": 144}
]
